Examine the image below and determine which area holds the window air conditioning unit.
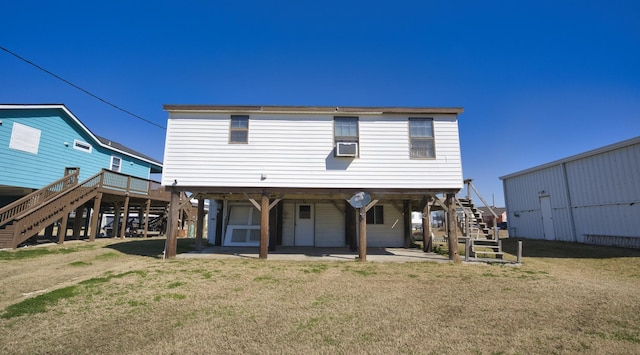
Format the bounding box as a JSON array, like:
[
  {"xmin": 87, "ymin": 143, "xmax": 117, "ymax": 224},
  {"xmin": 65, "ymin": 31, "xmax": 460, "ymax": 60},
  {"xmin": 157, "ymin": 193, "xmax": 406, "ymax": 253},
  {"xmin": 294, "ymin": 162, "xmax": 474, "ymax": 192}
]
[{"xmin": 336, "ymin": 142, "xmax": 358, "ymax": 157}]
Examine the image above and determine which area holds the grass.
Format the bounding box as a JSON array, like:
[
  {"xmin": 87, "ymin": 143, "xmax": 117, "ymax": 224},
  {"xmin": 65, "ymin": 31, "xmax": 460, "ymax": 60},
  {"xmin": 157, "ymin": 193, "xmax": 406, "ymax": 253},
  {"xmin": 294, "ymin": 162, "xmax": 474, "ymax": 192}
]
[{"xmin": 0, "ymin": 237, "xmax": 640, "ymax": 354}]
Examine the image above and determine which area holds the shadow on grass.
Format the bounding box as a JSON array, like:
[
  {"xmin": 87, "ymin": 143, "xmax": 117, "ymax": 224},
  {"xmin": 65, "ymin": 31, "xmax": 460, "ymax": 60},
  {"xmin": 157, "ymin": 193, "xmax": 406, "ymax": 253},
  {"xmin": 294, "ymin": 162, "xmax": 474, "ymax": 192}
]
[
  {"xmin": 105, "ymin": 238, "xmax": 195, "ymax": 258},
  {"xmin": 502, "ymin": 238, "xmax": 640, "ymax": 259}
]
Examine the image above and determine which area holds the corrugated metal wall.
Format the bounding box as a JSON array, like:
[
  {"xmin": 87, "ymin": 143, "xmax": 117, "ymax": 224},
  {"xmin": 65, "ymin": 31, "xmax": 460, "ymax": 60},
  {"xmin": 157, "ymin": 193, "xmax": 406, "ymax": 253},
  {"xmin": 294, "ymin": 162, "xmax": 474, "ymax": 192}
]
[{"xmin": 502, "ymin": 139, "xmax": 640, "ymax": 247}]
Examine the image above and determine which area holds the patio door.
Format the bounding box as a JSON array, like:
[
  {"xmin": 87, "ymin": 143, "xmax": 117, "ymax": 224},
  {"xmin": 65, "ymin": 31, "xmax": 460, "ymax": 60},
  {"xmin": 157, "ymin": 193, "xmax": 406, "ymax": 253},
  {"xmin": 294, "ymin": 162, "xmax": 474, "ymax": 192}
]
[{"xmin": 295, "ymin": 203, "xmax": 314, "ymax": 246}]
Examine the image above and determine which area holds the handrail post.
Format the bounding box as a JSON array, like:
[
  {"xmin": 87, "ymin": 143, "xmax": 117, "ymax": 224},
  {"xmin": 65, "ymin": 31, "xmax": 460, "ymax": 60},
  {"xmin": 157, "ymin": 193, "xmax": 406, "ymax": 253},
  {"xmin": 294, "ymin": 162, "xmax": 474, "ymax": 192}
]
[{"xmin": 126, "ymin": 175, "xmax": 132, "ymax": 195}]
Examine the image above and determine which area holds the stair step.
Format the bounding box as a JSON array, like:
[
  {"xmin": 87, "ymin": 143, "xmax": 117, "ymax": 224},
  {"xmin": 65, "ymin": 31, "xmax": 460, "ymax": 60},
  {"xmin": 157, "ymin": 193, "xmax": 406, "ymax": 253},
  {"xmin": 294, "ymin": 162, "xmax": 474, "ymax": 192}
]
[
  {"xmin": 472, "ymin": 246, "xmax": 500, "ymax": 252},
  {"xmin": 472, "ymin": 250, "xmax": 505, "ymax": 258}
]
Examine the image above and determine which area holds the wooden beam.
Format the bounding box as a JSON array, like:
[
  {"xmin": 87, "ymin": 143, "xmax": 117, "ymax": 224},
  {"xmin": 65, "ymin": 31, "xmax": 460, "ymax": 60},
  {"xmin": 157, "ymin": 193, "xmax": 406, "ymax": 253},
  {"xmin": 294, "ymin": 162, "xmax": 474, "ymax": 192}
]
[
  {"xmin": 364, "ymin": 199, "xmax": 379, "ymax": 212},
  {"xmin": 89, "ymin": 193, "xmax": 103, "ymax": 242},
  {"xmin": 244, "ymin": 193, "xmax": 262, "ymax": 211},
  {"xmin": 268, "ymin": 198, "xmax": 282, "ymax": 211},
  {"xmin": 358, "ymin": 208, "xmax": 367, "ymax": 261},
  {"xmin": 143, "ymin": 199, "xmax": 151, "ymax": 238},
  {"xmin": 112, "ymin": 203, "xmax": 121, "ymax": 238},
  {"xmin": 72, "ymin": 206, "xmax": 83, "ymax": 239},
  {"xmin": 166, "ymin": 189, "xmax": 180, "ymax": 258},
  {"xmin": 403, "ymin": 200, "xmax": 411, "ymax": 248},
  {"xmin": 345, "ymin": 201, "xmax": 357, "ymax": 252},
  {"xmin": 195, "ymin": 197, "xmax": 205, "ymax": 251},
  {"xmin": 422, "ymin": 198, "xmax": 432, "ymax": 252},
  {"xmin": 446, "ymin": 193, "xmax": 460, "ymax": 262},
  {"xmin": 120, "ymin": 194, "xmax": 130, "ymax": 238},
  {"xmin": 57, "ymin": 212, "xmax": 68, "ymax": 245},
  {"xmin": 259, "ymin": 193, "xmax": 269, "ymax": 259}
]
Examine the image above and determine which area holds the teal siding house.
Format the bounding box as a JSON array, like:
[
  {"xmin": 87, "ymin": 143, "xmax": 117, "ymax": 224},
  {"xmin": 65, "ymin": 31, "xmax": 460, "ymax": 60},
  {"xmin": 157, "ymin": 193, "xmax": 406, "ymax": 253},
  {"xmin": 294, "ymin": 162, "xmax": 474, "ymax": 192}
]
[{"xmin": 0, "ymin": 104, "xmax": 162, "ymax": 204}]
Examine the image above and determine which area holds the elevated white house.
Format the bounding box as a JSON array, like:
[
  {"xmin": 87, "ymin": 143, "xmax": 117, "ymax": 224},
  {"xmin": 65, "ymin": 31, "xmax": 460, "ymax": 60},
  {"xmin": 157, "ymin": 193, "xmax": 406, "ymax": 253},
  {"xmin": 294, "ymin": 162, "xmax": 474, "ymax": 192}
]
[{"xmin": 161, "ymin": 105, "xmax": 464, "ymax": 258}]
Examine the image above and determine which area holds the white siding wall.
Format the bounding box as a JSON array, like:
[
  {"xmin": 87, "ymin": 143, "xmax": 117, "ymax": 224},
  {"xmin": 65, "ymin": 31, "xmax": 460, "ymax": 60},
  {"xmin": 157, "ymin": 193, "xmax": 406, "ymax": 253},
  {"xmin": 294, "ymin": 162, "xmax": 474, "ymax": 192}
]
[
  {"xmin": 162, "ymin": 113, "xmax": 462, "ymax": 189},
  {"xmin": 366, "ymin": 204, "xmax": 405, "ymax": 247},
  {"xmin": 315, "ymin": 203, "xmax": 345, "ymax": 247},
  {"xmin": 503, "ymin": 139, "xmax": 640, "ymax": 247}
]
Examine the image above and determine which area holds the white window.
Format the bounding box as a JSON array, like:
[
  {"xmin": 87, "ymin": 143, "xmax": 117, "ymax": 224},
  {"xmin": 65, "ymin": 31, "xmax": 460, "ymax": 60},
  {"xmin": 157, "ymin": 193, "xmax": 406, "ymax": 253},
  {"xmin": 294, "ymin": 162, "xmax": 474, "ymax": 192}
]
[
  {"xmin": 9, "ymin": 122, "xmax": 41, "ymax": 154},
  {"xmin": 334, "ymin": 116, "xmax": 359, "ymax": 157},
  {"xmin": 409, "ymin": 118, "xmax": 435, "ymax": 159},
  {"xmin": 73, "ymin": 139, "xmax": 92, "ymax": 153},
  {"xmin": 110, "ymin": 156, "xmax": 122, "ymax": 172},
  {"xmin": 229, "ymin": 115, "xmax": 249, "ymax": 143},
  {"xmin": 334, "ymin": 116, "xmax": 359, "ymax": 142}
]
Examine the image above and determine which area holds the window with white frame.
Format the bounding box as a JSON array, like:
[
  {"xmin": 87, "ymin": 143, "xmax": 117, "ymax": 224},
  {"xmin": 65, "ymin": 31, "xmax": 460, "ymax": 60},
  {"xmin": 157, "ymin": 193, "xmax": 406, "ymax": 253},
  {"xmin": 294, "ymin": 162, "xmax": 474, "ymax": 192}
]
[
  {"xmin": 110, "ymin": 156, "xmax": 122, "ymax": 172},
  {"xmin": 334, "ymin": 116, "xmax": 359, "ymax": 142},
  {"xmin": 229, "ymin": 115, "xmax": 249, "ymax": 143},
  {"xmin": 366, "ymin": 205, "xmax": 384, "ymax": 225},
  {"xmin": 73, "ymin": 139, "xmax": 92, "ymax": 153},
  {"xmin": 409, "ymin": 118, "xmax": 435, "ymax": 159}
]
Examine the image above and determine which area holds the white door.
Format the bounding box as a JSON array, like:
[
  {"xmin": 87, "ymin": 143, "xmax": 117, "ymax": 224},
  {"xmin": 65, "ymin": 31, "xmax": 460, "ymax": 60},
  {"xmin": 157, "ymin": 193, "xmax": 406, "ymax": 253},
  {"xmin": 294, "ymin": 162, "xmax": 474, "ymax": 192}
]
[
  {"xmin": 295, "ymin": 203, "xmax": 314, "ymax": 246},
  {"xmin": 540, "ymin": 196, "xmax": 555, "ymax": 240}
]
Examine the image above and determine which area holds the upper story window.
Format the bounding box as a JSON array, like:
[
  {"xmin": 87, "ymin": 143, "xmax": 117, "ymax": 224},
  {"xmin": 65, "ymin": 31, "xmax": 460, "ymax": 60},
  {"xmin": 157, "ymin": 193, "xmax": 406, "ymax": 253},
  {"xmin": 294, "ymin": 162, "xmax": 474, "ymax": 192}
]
[
  {"xmin": 334, "ymin": 116, "xmax": 359, "ymax": 142},
  {"xmin": 73, "ymin": 139, "xmax": 92, "ymax": 153},
  {"xmin": 409, "ymin": 118, "xmax": 435, "ymax": 159},
  {"xmin": 110, "ymin": 156, "xmax": 122, "ymax": 172},
  {"xmin": 366, "ymin": 205, "xmax": 384, "ymax": 225},
  {"xmin": 334, "ymin": 116, "xmax": 359, "ymax": 157},
  {"xmin": 229, "ymin": 115, "xmax": 249, "ymax": 143}
]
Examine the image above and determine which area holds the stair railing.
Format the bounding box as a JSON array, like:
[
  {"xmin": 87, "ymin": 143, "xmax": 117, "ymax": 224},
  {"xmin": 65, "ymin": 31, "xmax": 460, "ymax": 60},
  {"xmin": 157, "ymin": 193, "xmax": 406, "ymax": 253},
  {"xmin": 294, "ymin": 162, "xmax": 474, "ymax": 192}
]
[
  {"xmin": 464, "ymin": 179, "xmax": 499, "ymax": 239},
  {"xmin": 0, "ymin": 171, "xmax": 80, "ymax": 228},
  {"xmin": 454, "ymin": 197, "xmax": 480, "ymax": 239},
  {"xmin": 13, "ymin": 172, "xmax": 103, "ymax": 238}
]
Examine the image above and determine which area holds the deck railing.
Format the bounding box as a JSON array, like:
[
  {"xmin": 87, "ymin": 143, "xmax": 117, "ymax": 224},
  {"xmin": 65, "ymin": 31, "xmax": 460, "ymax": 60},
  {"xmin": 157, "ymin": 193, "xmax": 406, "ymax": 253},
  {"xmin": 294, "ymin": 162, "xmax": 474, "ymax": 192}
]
[
  {"xmin": 100, "ymin": 170, "xmax": 168, "ymax": 199},
  {"xmin": 1, "ymin": 169, "xmax": 169, "ymax": 230}
]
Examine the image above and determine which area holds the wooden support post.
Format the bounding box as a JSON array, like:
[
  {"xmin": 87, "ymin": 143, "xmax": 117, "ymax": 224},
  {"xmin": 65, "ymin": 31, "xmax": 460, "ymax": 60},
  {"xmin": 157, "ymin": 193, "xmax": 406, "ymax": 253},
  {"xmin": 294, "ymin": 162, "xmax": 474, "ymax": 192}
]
[
  {"xmin": 422, "ymin": 200, "xmax": 432, "ymax": 252},
  {"xmin": 89, "ymin": 193, "xmax": 103, "ymax": 242},
  {"xmin": 57, "ymin": 213, "xmax": 69, "ymax": 245},
  {"xmin": 72, "ymin": 207, "xmax": 83, "ymax": 239},
  {"xmin": 403, "ymin": 200, "xmax": 411, "ymax": 248},
  {"xmin": 446, "ymin": 193, "xmax": 460, "ymax": 263},
  {"xmin": 195, "ymin": 197, "xmax": 205, "ymax": 251},
  {"xmin": 120, "ymin": 194, "xmax": 130, "ymax": 238},
  {"xmin": 113, "ymin": 203, "xmax": 121, "ymax": 238},
  {"xmin": 44, "ymin": 224, "xmax": 54, "ymax": 239},
  {"xmin": 345, "ymin": 202, "xmax": 357, "ymax": 252},
  {"xmin": 259, "ymin": 193, "xmax": 269, "ymax": 259},
  {"xmin": 165, "ymin": 189, "xmax": 180, "ymax": 258},
  {"xmin": 358, "ymin": 208, "xmax": 367, "ymax": 261},
  {"xmin": 83, "ymin": 203, "xmax": 91, "ymax": 238},
  {"xmin": 143, "ymin": 199, "xmax": 151, "ymax": 238},
  {"xmin": 268, "ymin": 201, "xmax": 278, "ymax": 252}
]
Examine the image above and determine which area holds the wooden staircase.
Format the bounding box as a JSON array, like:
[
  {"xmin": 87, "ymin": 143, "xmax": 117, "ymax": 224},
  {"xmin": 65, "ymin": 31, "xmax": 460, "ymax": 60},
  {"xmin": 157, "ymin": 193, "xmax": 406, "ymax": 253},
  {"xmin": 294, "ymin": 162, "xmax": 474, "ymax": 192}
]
[
  {"xmin": 457, "ymin": 197, "xmax": 491, "ymax": 238},
  {"xmin": 459, "ymin": 179, "xmax": 504, "ymax": 260},
  {"xmin": 1, "ymin": 169, "xmax": 172, "ymax": 249},
  {"xmin": 0, "ymin": 172, "xmax": 102, "ymax": 249}
]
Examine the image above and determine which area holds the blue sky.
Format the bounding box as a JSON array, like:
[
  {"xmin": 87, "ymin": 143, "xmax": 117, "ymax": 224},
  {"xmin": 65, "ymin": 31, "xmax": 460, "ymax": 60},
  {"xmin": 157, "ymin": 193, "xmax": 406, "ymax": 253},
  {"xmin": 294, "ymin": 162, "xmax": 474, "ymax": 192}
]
[{"xmin": 2, "ymin": 1, "xmax": 639, "ymax": 206}]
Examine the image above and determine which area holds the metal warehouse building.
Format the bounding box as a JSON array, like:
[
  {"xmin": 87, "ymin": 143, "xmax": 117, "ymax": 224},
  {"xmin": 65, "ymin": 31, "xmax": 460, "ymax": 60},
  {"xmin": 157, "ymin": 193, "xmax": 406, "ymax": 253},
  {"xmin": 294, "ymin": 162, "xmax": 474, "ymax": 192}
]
[{"xmin": 500, "ymin": 136, "xmax": 640, "ymax": 248}]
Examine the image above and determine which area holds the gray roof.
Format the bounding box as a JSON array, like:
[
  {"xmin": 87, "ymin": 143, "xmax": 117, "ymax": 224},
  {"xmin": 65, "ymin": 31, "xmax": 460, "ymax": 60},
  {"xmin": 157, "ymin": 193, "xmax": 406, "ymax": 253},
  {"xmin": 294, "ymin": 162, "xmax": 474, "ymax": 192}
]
[{"xmin": 96, "ymin": 136, "xmax": 162, "ymax": 167}]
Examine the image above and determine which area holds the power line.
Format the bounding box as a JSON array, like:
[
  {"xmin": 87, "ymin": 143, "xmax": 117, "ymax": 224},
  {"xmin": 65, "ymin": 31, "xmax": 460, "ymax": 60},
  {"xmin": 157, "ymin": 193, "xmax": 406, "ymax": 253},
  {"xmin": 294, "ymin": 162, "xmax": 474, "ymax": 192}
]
[{"xmin": 0, "ymin": 45, "xmax": 166, "ymax": 130}]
